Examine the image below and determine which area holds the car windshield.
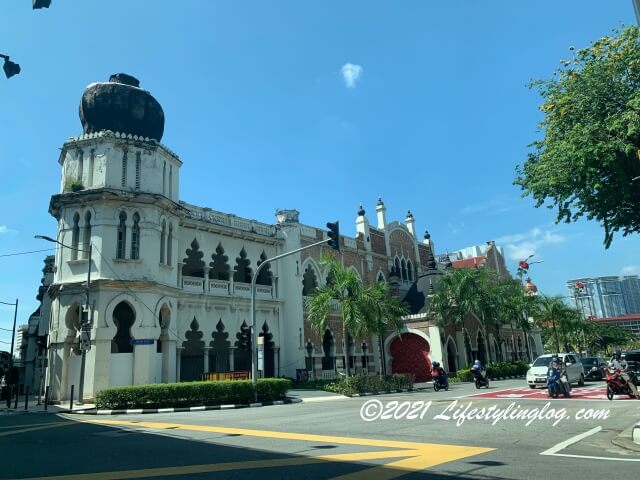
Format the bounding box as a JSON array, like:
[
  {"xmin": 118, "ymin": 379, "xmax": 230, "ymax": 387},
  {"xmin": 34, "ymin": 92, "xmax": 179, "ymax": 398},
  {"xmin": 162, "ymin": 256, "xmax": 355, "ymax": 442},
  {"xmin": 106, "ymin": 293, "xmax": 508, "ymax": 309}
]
[
  {"xmin": 532, "ymin": 357, "xmax": 553, "ymax": 367},
  {"xmin": 581, "ymin": 358, "xmax": 597, "ymax": 365}
]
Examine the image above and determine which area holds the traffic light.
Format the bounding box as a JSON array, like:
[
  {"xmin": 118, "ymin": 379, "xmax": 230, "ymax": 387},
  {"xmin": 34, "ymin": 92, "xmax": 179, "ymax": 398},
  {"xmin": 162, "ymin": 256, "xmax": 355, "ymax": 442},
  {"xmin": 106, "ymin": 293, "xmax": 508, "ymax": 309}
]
[
  {"xmin": 326, "ymin": 221, "xmax": 340, "ymax": 252},
  {"xmin": 33, "ymin": 0, "xmax": 52, "ymax": 9},
  {"xmin": 2, "ymin": 57, "xmax": 20, "ymax": 79}
]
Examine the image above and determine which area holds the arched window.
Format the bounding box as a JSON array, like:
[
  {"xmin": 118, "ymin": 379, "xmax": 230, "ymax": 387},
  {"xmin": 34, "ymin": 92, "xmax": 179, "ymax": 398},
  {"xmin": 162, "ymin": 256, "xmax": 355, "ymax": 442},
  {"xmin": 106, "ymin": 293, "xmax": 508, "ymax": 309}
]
[
  {"xmin": 162, "ymin": 161, "xmax": 166, "ymax": 196},
  {"xmin": 117, "ymin": 211, "xmax": 127, "ymax": 259},
  {"xmin": 71, "ymin": 212, "xmax": 80, "ymax": 260},
  {"xmin": 82, "ymin": 211, "xmax": 91, "ymax": 260},
  {"xmin": 131, "ymin": 212, "xmax": 140, "ymax": 260},
  {"xmin": 377, "ymin": 272, "xmax": 385, "ymax": 283},
  {"xmin": 160, "ymin": 220, "xmax": 166, "ymax": 264},
  {"xmin": 401, "ymin": 259, "xmax": 407, "ymax": 281},
  {"xmin": 88, "ymin": 149, "xmax": 94, "ymax": 187},
  {"xmin": 394, "ymin": 257, "xmax": 401, "ymax": 277},
  {"xmin": 407, "ymin": 261, "xmax": 413, "ymax": 282},
  {"xmin": 169, "ymin": 165, "xmax": 173, "ymax": 198},
  {"xmin": 77, "ymin": 150, "xmax": 84, "ymax": 183},
  {"xmin": 112, "ymin": 302, "xmax": 135, "ymax": 353},
  {"xmin": 167, "ymin": 223, "xmax": 173, "ymax": 266}
]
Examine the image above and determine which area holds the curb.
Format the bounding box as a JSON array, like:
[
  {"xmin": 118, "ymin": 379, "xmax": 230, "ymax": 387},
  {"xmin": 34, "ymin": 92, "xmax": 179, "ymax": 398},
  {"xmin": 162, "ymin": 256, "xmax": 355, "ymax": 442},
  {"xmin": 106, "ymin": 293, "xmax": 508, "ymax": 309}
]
[
  {"xmin": 345, "ymin": 389, "xmax": 413, "ymax": 398},
  {"xmin": 4, "ymin": 398, "xmax": 302, "ymax": 416},
  {"xmin": 611, "ymin": 421, "xmax": 640, "ymax": 453}
]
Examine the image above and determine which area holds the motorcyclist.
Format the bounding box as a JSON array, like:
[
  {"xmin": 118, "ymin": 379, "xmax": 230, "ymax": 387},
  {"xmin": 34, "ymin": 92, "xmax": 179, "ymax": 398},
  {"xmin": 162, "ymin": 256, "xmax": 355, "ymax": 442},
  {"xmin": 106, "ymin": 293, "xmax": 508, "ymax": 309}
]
[
  {"xmin": 431, "ymin": 361, "xmax": 448, "ymax": 387},
  {"xmin": 470, "ymin": 360, "xmax": 486, "ymax": 381},
  {"xmin": 547, "ymin": 356, "xmax": 569, "ymax": 395},
  {"xmin": 609, "ymin": 350, "xmax": 640, "ymax": 399}
]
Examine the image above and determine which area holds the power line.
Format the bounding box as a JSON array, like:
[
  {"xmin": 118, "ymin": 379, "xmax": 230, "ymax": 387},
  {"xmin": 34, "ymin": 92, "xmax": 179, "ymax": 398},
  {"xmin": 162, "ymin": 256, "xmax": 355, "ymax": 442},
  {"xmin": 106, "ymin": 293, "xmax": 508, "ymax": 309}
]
[{"xmin": 0, "ymin": 248, "xmax": 55, "ymax": 258}]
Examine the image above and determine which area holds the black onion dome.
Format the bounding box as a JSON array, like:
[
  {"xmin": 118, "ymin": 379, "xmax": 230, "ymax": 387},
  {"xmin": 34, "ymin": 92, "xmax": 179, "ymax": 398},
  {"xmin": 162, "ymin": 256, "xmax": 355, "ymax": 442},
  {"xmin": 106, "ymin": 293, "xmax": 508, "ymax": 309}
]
[
  {"xmin": 424, "ymin": 230, "xmax": 431, "ymax": 240},
  {"xmin": 358, "ymin": 204, "xmax": 365, "ymax": 216},
  {"xmin": 79, "ymin": 73, "xmax": 165, "ymax": 141}
]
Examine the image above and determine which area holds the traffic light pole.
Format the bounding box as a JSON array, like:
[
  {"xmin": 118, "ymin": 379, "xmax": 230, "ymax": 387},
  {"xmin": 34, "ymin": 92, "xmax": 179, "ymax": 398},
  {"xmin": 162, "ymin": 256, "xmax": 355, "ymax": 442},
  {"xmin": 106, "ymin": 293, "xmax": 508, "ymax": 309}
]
[{"xmin": 251, "ymin": 238, "xmax": 331, "ymax": 400}]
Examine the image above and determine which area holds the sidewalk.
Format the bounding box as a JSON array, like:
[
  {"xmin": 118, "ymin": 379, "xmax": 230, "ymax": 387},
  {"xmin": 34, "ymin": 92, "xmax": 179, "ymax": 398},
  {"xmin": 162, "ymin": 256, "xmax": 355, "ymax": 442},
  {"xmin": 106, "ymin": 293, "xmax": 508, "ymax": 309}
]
[{"xmin": 0, "ymin": 395, "xmax": 95, "ymax": 414}]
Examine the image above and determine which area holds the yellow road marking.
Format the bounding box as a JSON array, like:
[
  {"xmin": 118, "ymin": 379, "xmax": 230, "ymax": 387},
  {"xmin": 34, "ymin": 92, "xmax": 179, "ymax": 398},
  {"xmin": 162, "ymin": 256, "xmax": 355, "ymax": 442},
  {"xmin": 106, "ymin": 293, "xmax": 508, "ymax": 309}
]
[
  {"xmin": 0, "ymin": 422, "xmax": 73, "ymax": 437},
  {"xmin": 21, "ymin": 418, "xmax": 493, "ymax": 480}
]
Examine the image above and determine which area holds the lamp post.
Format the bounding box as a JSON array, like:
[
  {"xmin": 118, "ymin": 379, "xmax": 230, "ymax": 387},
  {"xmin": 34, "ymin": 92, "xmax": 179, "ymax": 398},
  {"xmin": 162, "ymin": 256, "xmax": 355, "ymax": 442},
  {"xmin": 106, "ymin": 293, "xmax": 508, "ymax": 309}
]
[
  {"xmin": 516, "ymin": 255, "xmax": 544, "ymax": 362},
  {"xmin": 0, "ymin": 299, "xmax": 18, "ymax": 407},
  {"xmin": 35, "ymin": 235, "xmax": 91, "ymax": 404}
]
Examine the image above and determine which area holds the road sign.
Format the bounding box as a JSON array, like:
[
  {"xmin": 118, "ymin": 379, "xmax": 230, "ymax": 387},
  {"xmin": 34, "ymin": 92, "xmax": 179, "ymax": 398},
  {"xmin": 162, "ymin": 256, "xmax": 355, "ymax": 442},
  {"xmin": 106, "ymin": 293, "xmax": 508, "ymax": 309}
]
[{"xmin": 130, "ymin": 339, "xmax": 155, "ymax": 346}]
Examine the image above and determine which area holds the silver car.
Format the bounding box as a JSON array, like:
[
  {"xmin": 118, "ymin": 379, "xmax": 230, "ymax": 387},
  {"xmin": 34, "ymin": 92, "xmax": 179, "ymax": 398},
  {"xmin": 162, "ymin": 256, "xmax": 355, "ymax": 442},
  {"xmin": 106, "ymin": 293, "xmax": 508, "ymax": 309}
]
[{"xmin": 526, "ymin": 353, "xmax": 585, "ymax": 388}]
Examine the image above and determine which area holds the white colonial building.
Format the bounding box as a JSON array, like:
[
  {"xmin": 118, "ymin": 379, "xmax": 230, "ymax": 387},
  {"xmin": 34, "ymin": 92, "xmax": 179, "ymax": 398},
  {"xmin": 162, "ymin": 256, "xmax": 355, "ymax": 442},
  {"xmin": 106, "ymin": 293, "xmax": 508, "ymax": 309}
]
[{"xmin": 43, "ymin": 73, "xmax": 541, "ymax": 402}]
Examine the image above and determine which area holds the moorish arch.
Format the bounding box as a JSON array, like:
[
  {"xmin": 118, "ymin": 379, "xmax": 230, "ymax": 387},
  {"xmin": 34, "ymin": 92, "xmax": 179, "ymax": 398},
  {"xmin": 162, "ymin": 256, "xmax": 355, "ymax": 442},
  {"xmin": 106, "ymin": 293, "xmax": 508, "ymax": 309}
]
[
  {"xmin": 259, "ymin": 321, "xmax": 275, "ymax": 377},
  {"xmin": 387, "ymin": 329, "xmax": 431, "ymax": 382},
  {"xmin": 111, "ymin": 301, "xmax": 135, "ymax": 354},
  {"xmin": 181, "ymin": 317, "xmax": 205, "ymax": 381},
  {"xmin": 301, "ymin": 258, "xmax": 321, "ymax": 296},
  {"xmin": 476, "ymin": 329, "xmax": 487, "ymax": 366}
]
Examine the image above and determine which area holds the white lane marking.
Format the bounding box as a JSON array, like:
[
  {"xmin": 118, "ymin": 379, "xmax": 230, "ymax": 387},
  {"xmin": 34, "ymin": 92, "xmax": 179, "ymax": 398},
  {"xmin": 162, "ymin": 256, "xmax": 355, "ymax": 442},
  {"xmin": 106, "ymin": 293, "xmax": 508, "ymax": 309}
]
[
  {"xmin": 548, "ymin": 453, "xmax": 640, "ymax": 462},
  {"xmin": 540, "ymin": 426, "xmax": 601, "ymax": 456},
  {"xmin": 453, "ymin": 386, "xmax": 524, "ymax": 399}
]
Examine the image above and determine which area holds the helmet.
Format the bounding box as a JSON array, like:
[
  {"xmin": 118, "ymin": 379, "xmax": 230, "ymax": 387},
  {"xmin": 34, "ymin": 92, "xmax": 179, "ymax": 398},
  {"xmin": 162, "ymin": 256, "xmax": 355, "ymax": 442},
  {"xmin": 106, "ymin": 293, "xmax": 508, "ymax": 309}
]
[
  {"xmin": 432, "ymin": 361, "xmax": 440, "ymax": 367},
  {"xmin": 474, "ymin": 360, "xmax": 480, "ymax": 366},
  {"xmin": 614, "ymin": 349, "xmax": 622, "ymax": 359}
]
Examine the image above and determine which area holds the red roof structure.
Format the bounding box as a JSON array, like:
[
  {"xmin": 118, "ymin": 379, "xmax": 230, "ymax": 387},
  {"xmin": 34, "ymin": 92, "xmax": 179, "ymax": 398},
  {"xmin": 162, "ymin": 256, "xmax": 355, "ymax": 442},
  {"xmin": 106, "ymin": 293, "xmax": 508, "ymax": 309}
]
[{"xmin": 451, "ymin": 256, "xmax": 487, "ymax": 269}]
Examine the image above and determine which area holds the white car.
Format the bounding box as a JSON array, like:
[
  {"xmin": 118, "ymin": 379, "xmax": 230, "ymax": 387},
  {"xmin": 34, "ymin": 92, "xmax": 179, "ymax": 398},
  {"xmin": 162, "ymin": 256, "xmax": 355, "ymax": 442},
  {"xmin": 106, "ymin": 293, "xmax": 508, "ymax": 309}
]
[{"xmin": 526, "ymin": 353, "xmax": 585, "ymax": 389}]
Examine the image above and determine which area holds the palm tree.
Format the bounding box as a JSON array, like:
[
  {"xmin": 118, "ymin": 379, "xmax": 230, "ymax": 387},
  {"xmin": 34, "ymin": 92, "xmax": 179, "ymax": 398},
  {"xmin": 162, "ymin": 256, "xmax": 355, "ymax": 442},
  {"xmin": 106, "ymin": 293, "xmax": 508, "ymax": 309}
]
[
  {"xmin": 307, "ymin": 254, "xmax": 409, "ymax": 377},
  {"xmin": 428, "ymin": 268, "xmax": 492, "ymax": 365},
  {"xmin": 534, "ymin": 295, "xmax": 577, "ymax": 353}
]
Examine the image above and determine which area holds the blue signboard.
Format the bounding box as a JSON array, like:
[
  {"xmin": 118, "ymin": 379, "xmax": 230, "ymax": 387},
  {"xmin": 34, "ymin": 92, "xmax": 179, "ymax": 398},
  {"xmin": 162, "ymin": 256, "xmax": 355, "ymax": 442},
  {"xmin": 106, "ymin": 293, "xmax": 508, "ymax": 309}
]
[{"xmin": 130, "ymin": 339, "xmax": 155, "ymax": 346}]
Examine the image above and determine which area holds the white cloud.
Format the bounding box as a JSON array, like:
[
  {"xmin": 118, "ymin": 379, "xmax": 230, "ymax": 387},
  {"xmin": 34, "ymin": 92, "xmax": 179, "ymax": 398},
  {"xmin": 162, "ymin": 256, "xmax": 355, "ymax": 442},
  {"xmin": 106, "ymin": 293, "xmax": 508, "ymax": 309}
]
[
  {"xmin": 621, "ymin": 265, "xmax": 640, "ymax": 276},
  {"xmin": 341, "ymin": 63, "xmax": 363, "ymax": 89},
  {"xmin": 0, "ymin": 225, "xmax": 18, "ymax": 235},
  {"xmin": 496, "ymin": 226, "xmax": 567, "ymax": 261}
]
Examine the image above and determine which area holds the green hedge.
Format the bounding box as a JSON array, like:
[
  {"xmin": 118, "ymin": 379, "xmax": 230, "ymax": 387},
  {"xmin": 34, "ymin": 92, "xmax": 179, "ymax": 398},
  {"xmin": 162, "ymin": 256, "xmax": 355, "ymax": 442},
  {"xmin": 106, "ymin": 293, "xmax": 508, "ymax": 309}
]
[
  {"xmin": 95, "ymin": 378, "xmax": 291, "ymax": 410},
  {"xmin": 456, "ymin": 361, "xmax": 529, "ymax": 383},
  {"xmin": 324, "ymin": 374, "xmax": 414, "ymax": 396}
]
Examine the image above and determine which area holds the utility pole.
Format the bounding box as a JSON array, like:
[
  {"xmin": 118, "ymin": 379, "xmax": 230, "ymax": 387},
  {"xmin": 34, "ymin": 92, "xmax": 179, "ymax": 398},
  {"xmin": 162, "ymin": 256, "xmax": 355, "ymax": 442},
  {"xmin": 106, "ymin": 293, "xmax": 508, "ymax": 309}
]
[{"xmin": 1, "ymin": 299, "xmax": 18, "ymax": 407}]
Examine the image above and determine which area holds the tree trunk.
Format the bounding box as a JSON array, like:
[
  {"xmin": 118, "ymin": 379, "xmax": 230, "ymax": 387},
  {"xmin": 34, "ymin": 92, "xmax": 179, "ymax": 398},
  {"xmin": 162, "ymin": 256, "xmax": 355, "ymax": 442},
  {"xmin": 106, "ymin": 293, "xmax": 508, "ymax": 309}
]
[
  {"xmin": 343, "ymin": 323, "xmax": 350, "ymax": 378},
  {"xmin": 378, "ymin": 333, "xmax": 387, "ymax": 377},
  {"xmin": 551, "ymin": 319, "xmax": 560, "ymax": 353}
]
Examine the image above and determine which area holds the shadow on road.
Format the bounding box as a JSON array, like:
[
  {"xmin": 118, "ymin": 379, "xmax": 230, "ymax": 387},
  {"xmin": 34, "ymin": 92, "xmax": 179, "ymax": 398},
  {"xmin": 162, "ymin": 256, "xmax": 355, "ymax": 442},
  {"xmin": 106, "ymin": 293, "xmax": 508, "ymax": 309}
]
[{"xmin": 0, "ymin": 414, "xmax": 508, "ymax": 480}]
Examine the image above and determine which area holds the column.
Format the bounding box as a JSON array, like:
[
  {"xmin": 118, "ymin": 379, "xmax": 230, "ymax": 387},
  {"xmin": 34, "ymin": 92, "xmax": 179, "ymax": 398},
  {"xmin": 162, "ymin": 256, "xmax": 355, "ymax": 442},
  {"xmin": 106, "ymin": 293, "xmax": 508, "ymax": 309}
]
[
  {"xmin": 176, "ymin": 346, "xmax": 183, "ymax": 382},
  {"xmin": 428, "ymin": 326, "xmax": 443, "ymax": 365},
  {"xmin": 228, "ymin": 347, "xmax": 235, "ymax": 371},
  {"xmin": 274, "ymin": 347, "xmax": 280, "ymax": 377},
  {"xmin": 455, "ymin": 331, "xmax": 466, "ymax": 369},
  {"xmin": 203, "ymin": 347, "xmax": 210, "ymax": 374}
]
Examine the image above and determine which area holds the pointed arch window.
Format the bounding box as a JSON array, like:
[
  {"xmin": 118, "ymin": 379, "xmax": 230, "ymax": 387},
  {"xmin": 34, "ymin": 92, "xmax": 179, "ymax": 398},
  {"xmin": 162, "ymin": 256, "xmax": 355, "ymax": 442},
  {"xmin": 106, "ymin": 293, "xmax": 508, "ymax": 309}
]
[
  {"xmin": 82, "ymin": 211, "xmax": 92, "ymax": 260},
  {"xmin": 117, "ymin": 211, "xmax": 127, "ymax": 259},
  {"xmin": 407, "ymin": 260, "xmax": 413, "ymax": 282},
  {"xmin": 160, "ymin": 220, "xmax": 166, "ymax": 264},
  {"xmin": 131, "ymin": 212, "xmax": 141, "ymax": 260},
  {"xmin": 167, "ymin": 223, "xmax": 173, "ymax": 266},
  {"xmin": 394, "ymin": 257, "xmax": 401, "ymax": 277},
  {"xmin": 121, "ymin": 151, "xmax": 128, "ymax": 188},
  {"xmin": 377, "ymin": 272, "xmax": 385, "ymax": 283},
  {"xmin": 71, "ymin": 212, "xmax": 80, "ymax": 260},
  {"xmin": 401, "ymin": 259, "xmax": 407, "ymax": 281}
]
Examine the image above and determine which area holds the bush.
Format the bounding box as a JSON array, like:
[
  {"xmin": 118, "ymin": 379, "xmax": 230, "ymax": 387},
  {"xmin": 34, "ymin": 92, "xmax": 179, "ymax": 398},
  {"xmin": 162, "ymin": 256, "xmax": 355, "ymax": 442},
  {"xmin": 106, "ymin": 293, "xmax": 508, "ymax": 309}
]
[
  {"xmin": 456, "ymin": 368, "xmax": 474, "ymax": 382},
  {"xmin": 323, "ymin": 374, "xmax": 414, "ymax": 396},
  {"xmin": 95, "ymin": 378, "xmax": 291, "ymax": 409},
  {"xmin": 64, "ymin": 177, "xmax": 84, "ymax": 193}
]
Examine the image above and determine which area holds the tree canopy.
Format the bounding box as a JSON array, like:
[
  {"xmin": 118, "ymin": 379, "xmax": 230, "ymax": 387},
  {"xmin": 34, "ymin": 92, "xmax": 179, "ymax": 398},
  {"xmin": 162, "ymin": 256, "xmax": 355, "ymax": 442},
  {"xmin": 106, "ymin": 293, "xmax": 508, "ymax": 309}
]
[{"xmin": 515, "ymin": 26, "xmax": 640, "ymax": 247}]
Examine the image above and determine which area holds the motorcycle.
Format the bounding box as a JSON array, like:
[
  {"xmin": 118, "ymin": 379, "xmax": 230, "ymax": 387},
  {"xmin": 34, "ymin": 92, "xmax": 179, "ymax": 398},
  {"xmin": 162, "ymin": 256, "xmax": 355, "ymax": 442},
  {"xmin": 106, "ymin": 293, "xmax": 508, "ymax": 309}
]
[
  {"xmin": 472, "ymin": 368, "xmax": 489, "ymax": 389},
  {"xmin": 433, "ymin": 375, "xmax": 449, "ymax": 392},
  {"xmin": 547, "ymin": 367, "xmax": 570, "ymax": 398},
  {"xmin": 604, "ymin": 367, "xmax": 636, "ymax": 400}
]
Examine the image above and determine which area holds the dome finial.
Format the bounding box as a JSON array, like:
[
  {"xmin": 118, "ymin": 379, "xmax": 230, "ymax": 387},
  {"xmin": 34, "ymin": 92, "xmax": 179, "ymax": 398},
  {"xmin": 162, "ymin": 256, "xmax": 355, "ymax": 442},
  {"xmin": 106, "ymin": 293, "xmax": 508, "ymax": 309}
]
[
  {"xmin": 358, "ymin": 203, "xmax": 365, "ymax": 216},
  {"xmin": 376, "ymin": 197, "xmax": 384, "ymax": 207},
  {"xmin": 424, "ymin": 229, "xmax": 431, "ymax": 240}
]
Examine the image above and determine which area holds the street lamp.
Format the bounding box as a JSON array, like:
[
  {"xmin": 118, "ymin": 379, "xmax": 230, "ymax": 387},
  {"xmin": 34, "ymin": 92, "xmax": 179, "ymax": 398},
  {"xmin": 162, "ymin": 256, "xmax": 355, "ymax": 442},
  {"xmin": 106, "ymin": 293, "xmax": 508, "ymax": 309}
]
[
  {"xmin": 0, "ymin": 54, "xmax": 20, "ymax": 79},
  {"xmin": 0, "ymin": 299, "xmax": 18, "ymax": 407},
  {"xmin": 33, "ymin": 0, "xmax": 52, "ymax": 8},
  {"xmin": 35, "ymin": 235, "xmax": 92, "ymax": 404},
  {"xmin": 305, "ymin": 341, "xmax": 313, "ymax": 372}
]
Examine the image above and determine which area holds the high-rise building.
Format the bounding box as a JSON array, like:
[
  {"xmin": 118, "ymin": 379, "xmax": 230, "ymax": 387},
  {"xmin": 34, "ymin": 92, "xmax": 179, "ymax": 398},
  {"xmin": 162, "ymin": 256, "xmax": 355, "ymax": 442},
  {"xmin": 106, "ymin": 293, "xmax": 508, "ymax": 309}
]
[{"xmin": 567, "ymin": 276, "xmax": 640, "ymax": 318}]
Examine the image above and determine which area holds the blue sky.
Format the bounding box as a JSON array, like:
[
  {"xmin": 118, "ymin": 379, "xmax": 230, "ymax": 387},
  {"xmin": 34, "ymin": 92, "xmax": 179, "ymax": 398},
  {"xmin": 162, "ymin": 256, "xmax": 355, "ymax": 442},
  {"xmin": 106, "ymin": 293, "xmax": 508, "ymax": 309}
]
[{"xmin": 1, "ymin": 1, "xmax": 639, "ymax": 346}]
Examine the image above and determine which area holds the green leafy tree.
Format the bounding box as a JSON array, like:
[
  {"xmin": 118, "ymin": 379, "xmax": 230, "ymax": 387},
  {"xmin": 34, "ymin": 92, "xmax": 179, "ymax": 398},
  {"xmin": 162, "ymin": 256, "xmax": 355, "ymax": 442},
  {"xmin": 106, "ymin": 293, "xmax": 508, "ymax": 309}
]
[
  {"xmin": 515, "ymin": 26, "xmax": 640, "ymax": 247},
  {"xmin": 534, "ymin": 295, "xmax": 578, "ymax": 353},
  {"xmin": 307, "ymin": 254, "xmax": 408, "ymax": 377}
]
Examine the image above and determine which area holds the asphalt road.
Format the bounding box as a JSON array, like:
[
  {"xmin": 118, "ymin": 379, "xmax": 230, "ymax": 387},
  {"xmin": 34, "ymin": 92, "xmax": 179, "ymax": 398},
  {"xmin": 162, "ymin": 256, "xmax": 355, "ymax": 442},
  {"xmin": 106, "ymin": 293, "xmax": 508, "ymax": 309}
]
[{"xmin": 1, "ymin": 379, "xmax": 639, "ymax": 480}]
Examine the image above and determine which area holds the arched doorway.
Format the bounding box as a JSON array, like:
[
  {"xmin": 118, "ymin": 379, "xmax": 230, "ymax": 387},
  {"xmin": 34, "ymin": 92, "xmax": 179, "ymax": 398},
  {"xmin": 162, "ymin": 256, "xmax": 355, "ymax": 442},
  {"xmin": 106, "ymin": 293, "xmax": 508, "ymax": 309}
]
[
  {"xmin": 112, "ymin": 302, "xmax": 135, "ymax": 353},
  {"xmin": 390, "ymin": 333, "xmax": 431, "ymax": 382},
  {"xmin": 529, "ymin": 335, "xmax": 538, "ymax": 359},
  {"xmin": 181, "ymin": 318, "xmax": 204, "ymax": 381},
  {"xmin": 463, "ymin": 330, "xmax": 472, "ymax": 367},
  {"xmin": 322, "ymin": 330, "xmax": 335, "ymax": 371},
  {"xmin": 446, "ymin": 338, "xmax": 458, "ymax": 374}
]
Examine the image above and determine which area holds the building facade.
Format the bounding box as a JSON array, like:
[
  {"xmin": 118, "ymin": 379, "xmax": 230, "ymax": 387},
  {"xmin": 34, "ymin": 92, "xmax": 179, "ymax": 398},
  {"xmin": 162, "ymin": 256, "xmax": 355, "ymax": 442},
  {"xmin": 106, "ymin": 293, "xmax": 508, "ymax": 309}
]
[
  {"xmin": 43, "ymin": 74, "xmax": 540, "ymax": 401},
  {"xmin": 568, "ymin": 276, "xmax": 640, "ymax": 319}
]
